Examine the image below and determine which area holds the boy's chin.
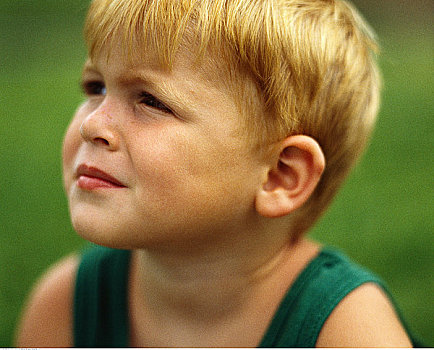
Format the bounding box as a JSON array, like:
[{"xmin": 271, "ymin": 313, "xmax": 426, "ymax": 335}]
[
  {"xmin": 69, "ymin": 214, "xmax": 182, "ymax": 251},
  {"xmin": 72, "ymin": 219, "xmax": 122, "ymax": 249},
  {"xmin": 70, "ymin": 212, "xmax": 137, "ymax": 250}
]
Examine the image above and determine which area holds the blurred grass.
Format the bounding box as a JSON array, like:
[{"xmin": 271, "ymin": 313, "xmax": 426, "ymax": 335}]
[{"xmin": 1, "ymin": 0, "xmax": 433, "ymax": 346}]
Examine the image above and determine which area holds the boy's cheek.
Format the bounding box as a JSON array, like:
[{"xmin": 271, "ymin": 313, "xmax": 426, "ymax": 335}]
[{"xmin": 62, "ymin": 118, "xmax": 83, "ymax": 191}]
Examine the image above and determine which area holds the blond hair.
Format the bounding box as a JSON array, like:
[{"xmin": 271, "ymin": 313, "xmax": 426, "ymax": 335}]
[{"xmin": 84, "ymin": 0, "xmax": 381, "ymax": 238}]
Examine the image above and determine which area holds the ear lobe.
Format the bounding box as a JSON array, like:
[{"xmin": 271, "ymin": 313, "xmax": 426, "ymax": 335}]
[{"xmin": 255, "ymin": 135, "xmax": 325, "ymax": 218}]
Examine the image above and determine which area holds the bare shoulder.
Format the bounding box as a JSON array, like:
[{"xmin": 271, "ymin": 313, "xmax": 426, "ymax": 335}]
[
  {"xmin": 316, "ymin": 282, "xmax": 412, "ymax": 347},
  {"xmin": 15, "ymin": 254, "xmax": 80, "ymax": 347}
]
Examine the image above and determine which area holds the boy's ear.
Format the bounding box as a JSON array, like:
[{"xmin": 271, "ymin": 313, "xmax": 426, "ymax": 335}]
[{"xmin": 255, "ymin": 135, "xmax": 325, "ymax": 218}]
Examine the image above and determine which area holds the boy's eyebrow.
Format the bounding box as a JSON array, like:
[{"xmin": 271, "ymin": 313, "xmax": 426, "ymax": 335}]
[
  {"xmin": 81, "ymin": 60, "xmax": 100, "ymax": 77},
  {"xmin": 118, "ymin": 69, "xmax": 195, "ymax": 115},
  {"xmin": 120, "ymin": 71, "xmax": 184, "ymax": 103},
  {"xmin": 81, "ymin": 61, "xmax": 194, "ymax": 115}
]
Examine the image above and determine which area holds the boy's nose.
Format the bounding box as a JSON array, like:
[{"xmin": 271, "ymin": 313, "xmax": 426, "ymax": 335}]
[{"xmin": 79, "ymin": 109, "xmax": 120, "ymax": 151}]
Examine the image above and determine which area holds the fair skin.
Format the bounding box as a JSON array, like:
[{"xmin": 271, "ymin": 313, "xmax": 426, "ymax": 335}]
[{"xmin": 16, "ymin": 37, "xmax": 412, "ymax": 347}]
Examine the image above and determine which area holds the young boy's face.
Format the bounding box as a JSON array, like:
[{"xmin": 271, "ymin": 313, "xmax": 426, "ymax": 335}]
[{"xmin": 62, "ymin": 37, "xmax": 267, "ymax": 248}]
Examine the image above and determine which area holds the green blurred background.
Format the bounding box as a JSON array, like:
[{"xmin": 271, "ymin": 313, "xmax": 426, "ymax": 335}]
[{"xmin": 1, "ymin": 0, "xmax": 432, "ymax": 346}]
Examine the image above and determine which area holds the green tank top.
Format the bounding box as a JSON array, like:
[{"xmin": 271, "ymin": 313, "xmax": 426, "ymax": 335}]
[{"xmin": 74, "ymin": 245, "xmax": 420, "ymax": 347}]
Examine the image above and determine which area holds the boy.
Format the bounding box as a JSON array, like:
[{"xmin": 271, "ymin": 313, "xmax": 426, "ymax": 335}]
[{"xmin": 16, "ymin": 0, "xmax": 416, "ymax": 347}]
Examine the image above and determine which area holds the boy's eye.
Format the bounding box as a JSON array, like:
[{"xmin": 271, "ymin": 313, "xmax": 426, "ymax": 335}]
[
  {"xmin": 81, "ymin": 81, "xmax": 106, "ymax": 96},
  {"xmin": 139, "ymin": 92, "xmax": 172, "ymax": 114}
]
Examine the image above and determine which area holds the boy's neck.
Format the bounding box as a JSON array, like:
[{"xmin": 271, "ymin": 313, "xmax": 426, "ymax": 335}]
[
  {"xmin": 137, "ymin": 237, "xmax": 290, "ymax": 317},
  {"xmin": 129, "ymin": 229, "xmax": 320, "ymax": 346}
]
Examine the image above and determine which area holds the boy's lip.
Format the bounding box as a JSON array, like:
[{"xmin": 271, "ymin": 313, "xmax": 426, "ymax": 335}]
[{"xmin": 76, "ymin": 164, "xmax": 126, "ymax": 189}]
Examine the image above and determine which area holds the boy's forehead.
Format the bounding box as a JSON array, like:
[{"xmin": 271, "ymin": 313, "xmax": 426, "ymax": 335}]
[
  {"xmin": 85, "ymin": 34, "xmax": 237, "ymax": 94},
  {"xmin": 87, "ymin": 34, "xmax": 167, "ymax": 71}
]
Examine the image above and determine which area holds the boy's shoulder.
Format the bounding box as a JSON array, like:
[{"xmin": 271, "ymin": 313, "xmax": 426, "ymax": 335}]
[
  {"xmin": 15, "ymin": 254, "xmax": 79, "ymax": 347},
  {"xmin": 316, "ymin": 282, "xmax": 413, "ymax": 347},
  {"xmin": 14, "ymin": 247, "xmax": 414, "ymax": 348},
  {"xmin": 260, "ymin": 245, "xmax": 414, "ymax": 347}
]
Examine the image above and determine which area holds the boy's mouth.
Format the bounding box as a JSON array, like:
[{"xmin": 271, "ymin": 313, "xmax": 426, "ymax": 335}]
[{"xmin": 76, "ymin": 164, "xmax": 126, "ymax": 190}]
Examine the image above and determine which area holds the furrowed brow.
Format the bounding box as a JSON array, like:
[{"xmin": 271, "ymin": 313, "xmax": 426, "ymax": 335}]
[
  {"xmin": 119, "ymin": 71, "xmax": 193, "ymax": 114},
  {"xmin": 81, "ymin": 61, "xmax": 101, "ymax": 79}
]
